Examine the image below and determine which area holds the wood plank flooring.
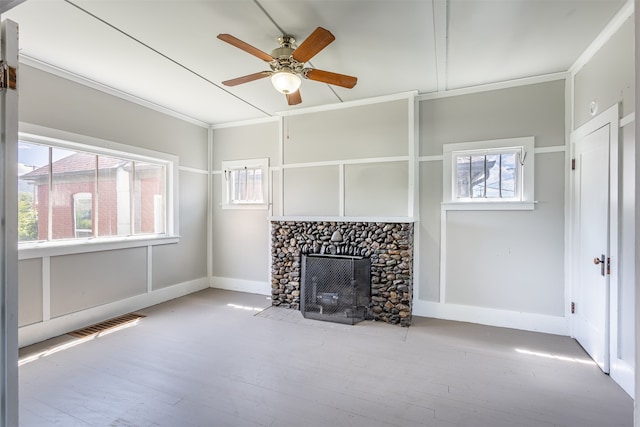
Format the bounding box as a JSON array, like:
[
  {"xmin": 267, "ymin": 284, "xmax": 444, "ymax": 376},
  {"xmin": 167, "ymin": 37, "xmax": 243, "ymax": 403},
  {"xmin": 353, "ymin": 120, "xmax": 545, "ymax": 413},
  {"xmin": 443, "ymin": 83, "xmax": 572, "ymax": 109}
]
[{"xmin": 19, "ymin": 289, "xmax": 633, "ymax": 426}]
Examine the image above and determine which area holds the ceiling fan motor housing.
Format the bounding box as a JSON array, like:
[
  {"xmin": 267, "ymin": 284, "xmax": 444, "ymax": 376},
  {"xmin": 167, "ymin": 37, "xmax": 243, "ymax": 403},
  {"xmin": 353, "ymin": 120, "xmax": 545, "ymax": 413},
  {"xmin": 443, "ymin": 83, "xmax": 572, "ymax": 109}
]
[
  {"xmin": 270, "ymin": 46, "xmax": 294, "ymax": 59},
  {"xmin": 270, "ymin": 36, "xmax": 305, "ymax": 75}
]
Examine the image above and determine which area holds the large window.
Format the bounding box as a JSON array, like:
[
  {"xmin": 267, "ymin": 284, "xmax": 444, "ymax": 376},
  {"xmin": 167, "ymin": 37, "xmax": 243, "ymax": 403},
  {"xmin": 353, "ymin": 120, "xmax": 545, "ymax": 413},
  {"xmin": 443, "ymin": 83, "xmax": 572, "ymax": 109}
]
[
  {"xmin": 442, "ymin": 137, "xmax": 534, "ymax": 210},
  {"xmin": 221, "ymin": 158, "xmax": 269, "ymax": 209},
  {"xmin": 18, "ymin": 130, "xmax": 177, "ymax": 246}
]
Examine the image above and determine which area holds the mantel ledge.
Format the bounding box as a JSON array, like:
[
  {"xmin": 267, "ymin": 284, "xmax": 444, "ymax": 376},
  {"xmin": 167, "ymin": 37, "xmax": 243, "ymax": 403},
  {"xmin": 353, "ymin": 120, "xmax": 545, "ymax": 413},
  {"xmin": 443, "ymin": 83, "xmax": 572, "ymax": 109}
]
[{"xmin": 268, "ymin": 216, "xmax": 418, "ymax": 223}]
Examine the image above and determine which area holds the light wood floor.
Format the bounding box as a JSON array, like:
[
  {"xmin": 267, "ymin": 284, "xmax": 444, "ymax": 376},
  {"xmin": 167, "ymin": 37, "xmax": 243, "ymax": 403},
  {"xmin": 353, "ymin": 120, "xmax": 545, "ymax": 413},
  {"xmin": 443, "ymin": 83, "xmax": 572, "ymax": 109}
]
[{"xmin": 19, "ymin": 289, "xmax": 633, "ymax": 426}]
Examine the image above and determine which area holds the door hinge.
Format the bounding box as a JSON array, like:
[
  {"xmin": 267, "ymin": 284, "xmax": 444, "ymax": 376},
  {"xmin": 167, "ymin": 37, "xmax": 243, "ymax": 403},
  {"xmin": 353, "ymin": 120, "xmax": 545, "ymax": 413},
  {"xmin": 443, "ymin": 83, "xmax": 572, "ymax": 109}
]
[
  {"xmin": 0, "ymin": 61, "xmax": 16, "ymax": 90},
  {"xmin": 571, "ymin": 158, "xmax": 576, "ymax": 170},
  {"xmin": 571, "ymin": 301, "xmax": 575, "ymax": 314}
]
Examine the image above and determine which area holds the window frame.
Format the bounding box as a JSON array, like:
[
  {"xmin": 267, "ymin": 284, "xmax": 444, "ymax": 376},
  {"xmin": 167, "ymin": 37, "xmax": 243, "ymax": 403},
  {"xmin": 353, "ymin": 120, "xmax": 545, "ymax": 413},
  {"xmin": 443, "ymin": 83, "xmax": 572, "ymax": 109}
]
[
  {"xmin": 18, "ymin": 123, "xmax": 179, "ymax": 259},
  {"xmin": 221, "ymin": 158, "xmax": 269, "ymax": 210},
  {"xmin": 442, "ymin": 137, "xmax": 535, "ymax": 211}
]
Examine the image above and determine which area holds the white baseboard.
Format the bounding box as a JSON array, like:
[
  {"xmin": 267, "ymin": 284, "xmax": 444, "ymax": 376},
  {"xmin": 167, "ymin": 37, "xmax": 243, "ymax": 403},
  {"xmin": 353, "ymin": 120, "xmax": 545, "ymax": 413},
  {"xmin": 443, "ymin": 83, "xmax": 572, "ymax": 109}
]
[
  {"xmin": 19, "ymin": 277, "xmax": 209, "ymax": 348},
  {"xmin": 210, "ymin": 276, "xmax": 270, "ymax": 296},
  {"xmin": 412, "ymin": 299, "xmax": 570, "ymax": 336}
]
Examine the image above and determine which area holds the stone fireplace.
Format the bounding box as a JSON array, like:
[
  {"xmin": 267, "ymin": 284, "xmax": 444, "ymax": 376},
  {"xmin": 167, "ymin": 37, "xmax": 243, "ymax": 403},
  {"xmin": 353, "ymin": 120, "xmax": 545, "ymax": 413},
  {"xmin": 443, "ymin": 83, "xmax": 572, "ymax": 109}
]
[{"xmin": 270, "ymin": 221, "xmax": 414, "ymax": 326}]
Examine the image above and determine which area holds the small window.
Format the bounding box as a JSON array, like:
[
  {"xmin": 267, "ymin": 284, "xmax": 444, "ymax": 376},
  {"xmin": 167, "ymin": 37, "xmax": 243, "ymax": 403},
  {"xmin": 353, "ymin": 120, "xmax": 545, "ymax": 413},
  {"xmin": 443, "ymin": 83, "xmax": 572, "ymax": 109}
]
[
  {"xmin": 443, "ymin": 137, "xmax": 534, "ymax": 210},
  {"xmin": 221, "ymin": 158, "xmax": 269, "ymax": 209},
  {"xmin": 454, "ymin": 149, "xmax": 520, "ymax": 200}
]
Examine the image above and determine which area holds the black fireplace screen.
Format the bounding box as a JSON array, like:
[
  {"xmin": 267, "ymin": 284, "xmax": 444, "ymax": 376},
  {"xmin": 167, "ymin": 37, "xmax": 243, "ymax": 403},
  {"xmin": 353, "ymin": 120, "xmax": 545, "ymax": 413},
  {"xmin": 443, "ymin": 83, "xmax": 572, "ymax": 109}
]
[{"xmin": 300, "ymin": 254, "xmax": 371, "ymax": 325}]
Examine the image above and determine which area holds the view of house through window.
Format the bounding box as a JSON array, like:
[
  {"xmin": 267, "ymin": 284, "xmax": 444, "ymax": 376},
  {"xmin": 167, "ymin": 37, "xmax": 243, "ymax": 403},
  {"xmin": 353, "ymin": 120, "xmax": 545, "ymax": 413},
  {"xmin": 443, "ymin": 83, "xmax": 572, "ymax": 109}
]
[
  {"xmin": 133, "ymin": 162, "xmax": 166, "ymax": 234},
  {"xmin": 455, "ymin": 151, "xmax": 518, "ymax": 199},
  {"xmin": 221, "ymin": 158, "xmax": 269, "ymax": 209},
  {"xmin": 442, "ymin": 137, "xmax": 534, "ymax": 210},
  {"xmin": 18, "ymin": 139, "xmax": 169, "ymax": 243},
  {"xmin": 229, "ymin": 167, "xmax": 263, "ymax": 204}
]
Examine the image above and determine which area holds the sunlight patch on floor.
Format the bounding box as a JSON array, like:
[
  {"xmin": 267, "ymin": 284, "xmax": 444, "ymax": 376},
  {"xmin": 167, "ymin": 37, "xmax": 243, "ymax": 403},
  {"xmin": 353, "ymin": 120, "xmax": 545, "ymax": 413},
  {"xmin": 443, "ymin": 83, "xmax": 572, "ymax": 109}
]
[
  {"xmin": 227, "ymin": 303, "xmax": 264, "ymax": 312},
  {"xmin": 19, "ymin": 320, "xmax": 140, "ymax": 366},
  {"xmin": 515, "ymin": 348, "xmax": 596, "ymax": 365}
]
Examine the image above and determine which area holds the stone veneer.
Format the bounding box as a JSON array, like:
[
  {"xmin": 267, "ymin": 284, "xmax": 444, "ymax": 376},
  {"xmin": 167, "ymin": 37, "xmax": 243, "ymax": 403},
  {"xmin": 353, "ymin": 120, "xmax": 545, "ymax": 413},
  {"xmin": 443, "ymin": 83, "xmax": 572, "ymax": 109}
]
[{"xmin": 270, "ymin": 221, "xmax": 414, "ymax": 326}]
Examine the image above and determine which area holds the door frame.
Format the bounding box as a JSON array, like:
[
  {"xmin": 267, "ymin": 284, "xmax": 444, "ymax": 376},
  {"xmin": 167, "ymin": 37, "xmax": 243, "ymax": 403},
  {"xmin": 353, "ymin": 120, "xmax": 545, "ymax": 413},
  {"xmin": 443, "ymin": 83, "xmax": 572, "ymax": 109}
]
[
  {"xmin": 0, "ymin": 18, "xmax": 19, "ymax": 426},
  {"xmin": 569, "ymin": 103, "xmax": 629, "ymax": 392}
]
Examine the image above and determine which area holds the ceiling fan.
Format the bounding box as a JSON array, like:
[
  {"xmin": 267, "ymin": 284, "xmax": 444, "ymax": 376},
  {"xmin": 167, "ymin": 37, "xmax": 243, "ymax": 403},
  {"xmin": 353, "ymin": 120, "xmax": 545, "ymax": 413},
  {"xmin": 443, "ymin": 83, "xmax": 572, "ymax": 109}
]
[{"xmin": 217, "ymin": 27, "xmax": 357, "ymax": 106}]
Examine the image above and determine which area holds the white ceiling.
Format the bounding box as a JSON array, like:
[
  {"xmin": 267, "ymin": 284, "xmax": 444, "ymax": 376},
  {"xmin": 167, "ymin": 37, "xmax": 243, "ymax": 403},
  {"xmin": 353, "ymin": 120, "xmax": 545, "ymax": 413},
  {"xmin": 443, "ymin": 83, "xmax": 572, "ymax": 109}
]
[{"xmin": 2, "ymin": 0, "xmax": 629, "ymax": 126}]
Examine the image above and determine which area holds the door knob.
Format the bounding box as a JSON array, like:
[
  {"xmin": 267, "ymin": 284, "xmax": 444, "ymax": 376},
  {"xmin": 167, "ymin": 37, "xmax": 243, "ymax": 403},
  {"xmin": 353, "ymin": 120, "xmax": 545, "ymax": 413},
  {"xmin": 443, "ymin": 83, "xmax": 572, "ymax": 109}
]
[{"xmin": 594, "ymin": 254, "xmax": 605, "ymax": 276}]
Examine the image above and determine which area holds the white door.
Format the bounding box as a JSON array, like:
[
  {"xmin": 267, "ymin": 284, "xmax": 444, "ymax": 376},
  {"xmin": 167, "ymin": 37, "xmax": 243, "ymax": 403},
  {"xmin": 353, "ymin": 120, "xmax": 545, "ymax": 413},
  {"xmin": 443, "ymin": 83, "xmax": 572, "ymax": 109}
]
[
  {"xmin": 571, "ymin": 106, "xmax": 633, "ymax": 397},
  {"xmin": 572, "ymin": 123, "xmax": 611, "ymax": 373}
]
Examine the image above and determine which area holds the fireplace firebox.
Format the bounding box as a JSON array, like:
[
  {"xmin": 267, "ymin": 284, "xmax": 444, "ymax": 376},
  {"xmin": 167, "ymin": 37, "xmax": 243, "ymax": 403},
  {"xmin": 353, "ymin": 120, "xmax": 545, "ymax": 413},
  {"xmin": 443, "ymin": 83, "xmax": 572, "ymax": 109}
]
[{"xmin": 300, "ymin": 254, "xmax": 371, "ymax": 325}]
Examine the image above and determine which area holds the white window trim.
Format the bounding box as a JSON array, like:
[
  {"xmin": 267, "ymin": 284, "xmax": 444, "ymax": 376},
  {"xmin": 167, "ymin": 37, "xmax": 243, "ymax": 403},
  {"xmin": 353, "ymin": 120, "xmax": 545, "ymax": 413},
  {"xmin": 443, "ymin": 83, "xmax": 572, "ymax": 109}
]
[
  {"xmin": 221, "ymin": 158, "xmax": 269, "ymax": 210},
  {"xmin": 442, "ymin": 136, "xmax": 535, "ymax": 211},
  {"xmin": 17, "ymin": 123, "xmax": 180, "ymax": 255},
  {"xmin": 72, "ymin": 192, "xmax": 93, "ymax": 238}
]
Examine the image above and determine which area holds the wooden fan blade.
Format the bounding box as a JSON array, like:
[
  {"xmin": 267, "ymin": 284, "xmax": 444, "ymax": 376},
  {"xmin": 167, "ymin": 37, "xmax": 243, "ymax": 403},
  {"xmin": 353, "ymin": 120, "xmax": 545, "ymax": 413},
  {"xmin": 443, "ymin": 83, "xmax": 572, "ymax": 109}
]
[
  {"xmin": 286, "ymin": 90, "xmax": 302, "ymax": 106},
  {"xmin": 305, "ymin": 69, "xmax": 357, "ymax": 89},
  {"xmin": 222, "ymin": 71, "xmax": 271, "ymax": 86},
  {"xmin": 217, "ymin": 34, "xmax": 273, "ymax": 62},
  {"xmin": 292, "ymin": 27, "xmax": 335, "ymax": 63}
]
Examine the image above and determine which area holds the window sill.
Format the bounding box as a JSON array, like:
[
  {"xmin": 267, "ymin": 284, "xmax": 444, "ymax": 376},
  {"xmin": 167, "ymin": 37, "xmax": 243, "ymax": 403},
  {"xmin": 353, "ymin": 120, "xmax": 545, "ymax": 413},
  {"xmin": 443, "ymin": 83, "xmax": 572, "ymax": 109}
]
[
  {"xmin": 442, "ymin": 201, "xmax": 536, "ymax": 211},
  {"xmin": 18, "ymin": 235, "xmax": 180, "ymax": 260},
  {"xmin": 221, "ymin": 204, "xmax": 269, "ymax": 210}
]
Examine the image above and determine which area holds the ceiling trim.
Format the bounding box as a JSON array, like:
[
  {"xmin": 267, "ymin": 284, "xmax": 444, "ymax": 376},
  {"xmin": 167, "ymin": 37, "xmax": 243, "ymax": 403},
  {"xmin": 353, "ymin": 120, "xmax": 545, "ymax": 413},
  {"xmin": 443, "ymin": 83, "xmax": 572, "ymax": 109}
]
[
  {"xmin": 20, "ymin": 54, "xmax": 210, "ymax": 129},
  {"xmin": 416, "ymin": 72, "xmax": 569, "ymax": 102},
  {"xmin": 275, "ymin": 91, "xmax": 418, "ymax": 117},
  {"xmin": 569, "ymin": 0, "xmax": 634, "ymax": 75},
  {"xmin": 211, "ymin": 115, "xmax": 280, "ymax": 130},
  {"xmin": 213, "ymin": 92, "xmax": 419, "ymax": 129}
]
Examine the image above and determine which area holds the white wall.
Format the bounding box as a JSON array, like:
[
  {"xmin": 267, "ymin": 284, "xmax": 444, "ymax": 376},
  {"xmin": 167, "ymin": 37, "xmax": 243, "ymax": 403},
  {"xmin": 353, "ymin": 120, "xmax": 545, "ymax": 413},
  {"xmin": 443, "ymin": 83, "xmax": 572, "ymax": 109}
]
[
  {"xmin": 573, "ymin": 12, "xmax": 635, "ymax": 396},
  {"xmin": 283, "ymin": 100, "xmax": 409, "ymax": 163},
  {"xmin": 211, "ymin": 120, "xmax": 279, "ymax": 295},
  {"xmin": 574, "ymin": 17, "xmax": 634, "ymax": 129},
  {"xmin": 211, "ymin": 96, "xmax": 414, "ymax": 294},
  {"xmin": 281, "ymin": 98, "xmax": 412, "ymax": 218},
  {"xmin": 211, "ymin": 87, "xmax": 568, "ymax": 334},
  {"xmin": 17, "ymin": 64, "xmax": 210, "ymax": 346},
  {"xmin": 416, "ymin": 80, "xmax": 567, "ymax": 333}
]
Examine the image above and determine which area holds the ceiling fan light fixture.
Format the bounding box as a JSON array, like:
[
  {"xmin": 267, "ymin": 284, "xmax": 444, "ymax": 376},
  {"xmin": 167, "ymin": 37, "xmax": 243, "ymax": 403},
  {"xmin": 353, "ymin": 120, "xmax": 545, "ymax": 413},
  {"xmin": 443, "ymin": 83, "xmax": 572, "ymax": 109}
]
[{"xmin": 271, "ymin": 70, "xmax": 301, "ymax": 94}]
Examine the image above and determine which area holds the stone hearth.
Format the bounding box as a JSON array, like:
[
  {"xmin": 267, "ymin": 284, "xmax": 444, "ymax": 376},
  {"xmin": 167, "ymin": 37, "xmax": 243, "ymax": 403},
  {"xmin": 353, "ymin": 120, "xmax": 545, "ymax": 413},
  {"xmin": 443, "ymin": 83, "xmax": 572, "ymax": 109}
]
[{"xmin": 270, "ymin": 221, "xmax": 414, "ymax": 326}]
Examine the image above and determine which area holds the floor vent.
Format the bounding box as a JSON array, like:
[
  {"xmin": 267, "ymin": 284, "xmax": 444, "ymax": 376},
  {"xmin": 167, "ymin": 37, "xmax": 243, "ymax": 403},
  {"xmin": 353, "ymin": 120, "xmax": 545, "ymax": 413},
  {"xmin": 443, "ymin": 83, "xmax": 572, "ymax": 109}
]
[{"xmin": 68, "ymin": 313, "xmax": 145, "ymax": 338}]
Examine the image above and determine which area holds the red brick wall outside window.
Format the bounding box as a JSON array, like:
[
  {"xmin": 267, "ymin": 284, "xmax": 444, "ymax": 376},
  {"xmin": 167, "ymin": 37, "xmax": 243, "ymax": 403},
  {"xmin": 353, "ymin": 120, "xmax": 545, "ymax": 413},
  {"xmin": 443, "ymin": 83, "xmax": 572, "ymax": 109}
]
[{"xmin": 23, "ymin": 152, "xmax": 163, "ymax": 241}]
